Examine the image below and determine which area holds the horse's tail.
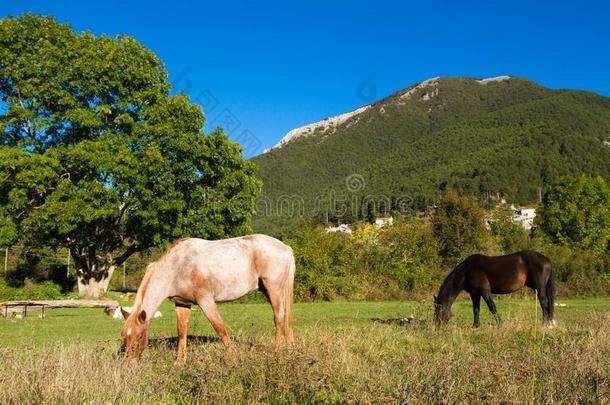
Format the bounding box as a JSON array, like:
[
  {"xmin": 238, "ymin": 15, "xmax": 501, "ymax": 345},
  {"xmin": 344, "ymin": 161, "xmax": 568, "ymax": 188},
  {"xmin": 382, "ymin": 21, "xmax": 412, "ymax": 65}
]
[
  {"xmin": 546, "ymin": 263, "xmax": 556, "ymax": 321},
  {"xmin": 283, "ymin": 251, "xmax": 295, "ymax": 346}
]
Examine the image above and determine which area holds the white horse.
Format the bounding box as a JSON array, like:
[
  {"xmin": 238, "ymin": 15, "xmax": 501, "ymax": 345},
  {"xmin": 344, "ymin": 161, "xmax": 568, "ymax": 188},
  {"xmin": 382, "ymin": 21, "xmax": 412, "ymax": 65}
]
[{"xmin": 121, "ymin": 234, "xmax": 296, "ymax": 364}]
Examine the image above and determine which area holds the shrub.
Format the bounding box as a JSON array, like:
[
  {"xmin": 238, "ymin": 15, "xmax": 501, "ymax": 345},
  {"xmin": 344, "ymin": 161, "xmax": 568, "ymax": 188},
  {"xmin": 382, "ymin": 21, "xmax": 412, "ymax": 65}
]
[
  {"xmin": 0, "ymin": 279, "xmax": 63, "ymax": 300},
  {"xmin": 374, "ymin": 217, "xmax": 441, "ymax": 291},
  {"xmin": 286, "ymin": 227, "xmax": 351, "ymax": 301},
  {"xmin": 286, "ymin": 218, "xmax": 444, "ymax": 301},
  {"xmin": 539, "ymin": 243, "xmax": 610, "ymax": 295},
  {"xmin": 431, "ymin": 189, "xmax": 492, "ymax": 265},
  {"xmin": 537, "ymin": 175, "xmax": 610, "ymax": 255},
  {"xmin": 489, "ymin": 205, "xmax": 533, "ymax": 253}
]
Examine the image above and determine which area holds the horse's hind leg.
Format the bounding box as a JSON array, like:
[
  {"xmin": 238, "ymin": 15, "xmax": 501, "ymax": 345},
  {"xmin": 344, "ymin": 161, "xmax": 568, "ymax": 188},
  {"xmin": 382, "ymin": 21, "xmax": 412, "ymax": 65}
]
[
  {"xmin": 175, "ymin": 305, "xmax": 191, "ymax": 365},
  {"xmin": 261, "ymin": 279, "xmax": 285, "ymax": 352},
  {"xmin": 470, "ymin": 292, "xmax": 481, "ymax": 328},
  {"xmin": 198, "ymin": 298, "xmax": 231, "ymax": 348},
  {"xmin": 481, "ymin": 291, "xmax": 501, "ymax": 324},
  {"xmin": 535, "ymin": 286, "xmax": 551, "ymax": 325}
]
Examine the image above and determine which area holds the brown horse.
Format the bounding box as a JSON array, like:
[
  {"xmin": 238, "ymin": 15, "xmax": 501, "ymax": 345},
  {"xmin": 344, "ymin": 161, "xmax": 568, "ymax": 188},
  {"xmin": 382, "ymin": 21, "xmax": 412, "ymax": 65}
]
[
  {"xmin": 121, "ymin": 234, "xmax": 295, "ymax": 364},
  {"xmin": 434, "ymin": 250, "xmax": 555, "ymax": 327}
]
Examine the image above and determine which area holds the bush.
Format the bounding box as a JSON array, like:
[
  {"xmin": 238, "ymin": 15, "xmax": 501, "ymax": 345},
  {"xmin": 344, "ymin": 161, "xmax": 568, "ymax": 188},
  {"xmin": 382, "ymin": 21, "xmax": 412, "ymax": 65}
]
[
  {"xmin": 490, "ymin": 205, "xmax": 533, "ymax": 253},
  {"xmin": 286, "ymin": 218, "xmax": 443, "ymax": 301},
  {"xmin": 539, "ymin": 243, "xmax": 610, "ymax": 295},
  {"xmin": 0, "ymin": 279, "xmax": 63, "ymax": 300},
  {"xmin": 536, "ymin": 175, "xmax": 610, "ymax": 254},
  {"xmin": 286, "ymin": 227, "xmax": 351, "ymax": 301},
  {"xmin": 1, "ymin": 245, "xmax": 74, "ymax": 293},
  {"xmin": 373, "ymin": 217, "xmax": 441, "ymax": 291},
  {"xmin": 431, "ymin": 189, "xmax": 493, "ymax": 265}
]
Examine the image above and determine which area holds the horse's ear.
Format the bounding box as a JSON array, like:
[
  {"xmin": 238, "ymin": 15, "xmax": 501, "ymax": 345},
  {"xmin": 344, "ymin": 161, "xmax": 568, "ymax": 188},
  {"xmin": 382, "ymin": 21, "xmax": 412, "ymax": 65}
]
[
  {"xmin": 120, "ymin": 307, "xmax": 131, "ymax": 320},
  {"xmin": 138, "ymin": 310, "xmax": 147, "ymax": 323}
]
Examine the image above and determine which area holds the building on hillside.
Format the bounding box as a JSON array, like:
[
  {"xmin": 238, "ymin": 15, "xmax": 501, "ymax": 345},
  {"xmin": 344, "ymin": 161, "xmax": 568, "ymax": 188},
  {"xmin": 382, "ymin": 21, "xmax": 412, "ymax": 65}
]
[
  {"xmin": 513, "ymin": 206, "xmax": 536, "ymax": 230},
  {"xmin": 325, "ymin": 224, "xmax": 353, "ymax": 234},
  {"xmin": 374, "ymin": 216, "xmax": 394, "ymax": 228}
]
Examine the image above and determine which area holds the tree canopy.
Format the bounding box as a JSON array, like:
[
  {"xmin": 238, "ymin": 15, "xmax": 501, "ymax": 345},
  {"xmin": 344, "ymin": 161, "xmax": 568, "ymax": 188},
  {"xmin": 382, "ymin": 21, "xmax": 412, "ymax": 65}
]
[
  {"xmin": 536, "ymin": 176, "xmax": 610, "ymax": 254},
  {"xmin": 431, "ymin": 189, "xmax": 489, "ymax": 264},
  {"xmin": 0, "ymin": 14, "xmax": 261, "ymax": 296}
]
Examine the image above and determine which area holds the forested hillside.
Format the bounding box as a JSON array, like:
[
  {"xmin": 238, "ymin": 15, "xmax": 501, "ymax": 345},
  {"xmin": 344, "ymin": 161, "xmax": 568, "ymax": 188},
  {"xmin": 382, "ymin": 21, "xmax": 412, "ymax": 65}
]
[{"xmin": 253, "ymin": 77, "xmax": 610, "ymax": 236}]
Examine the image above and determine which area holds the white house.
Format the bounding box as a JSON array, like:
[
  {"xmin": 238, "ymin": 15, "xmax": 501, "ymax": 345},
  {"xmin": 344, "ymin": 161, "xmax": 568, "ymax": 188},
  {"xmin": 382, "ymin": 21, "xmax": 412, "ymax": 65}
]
[
  {"xmin": 325, "ymin": 224, "xmax": 353, "ymax": 234},
  {"xmin": 513, "ymin": 207, "xmax": 537, "ymax": 230},
  {"xmin": 374, "ymin": 216, "xmax": 394, "ymax": 228}
]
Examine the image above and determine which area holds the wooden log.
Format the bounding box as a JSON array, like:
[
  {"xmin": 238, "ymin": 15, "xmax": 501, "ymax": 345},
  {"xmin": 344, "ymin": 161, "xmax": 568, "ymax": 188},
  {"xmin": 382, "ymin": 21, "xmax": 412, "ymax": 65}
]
[
  {"xmin": 1, "ymin": 300, "xmax": 119, "ymax": 318},
  {"xmin": 1, "ymin": 299, "xmax": 119, "ymax": 308}
]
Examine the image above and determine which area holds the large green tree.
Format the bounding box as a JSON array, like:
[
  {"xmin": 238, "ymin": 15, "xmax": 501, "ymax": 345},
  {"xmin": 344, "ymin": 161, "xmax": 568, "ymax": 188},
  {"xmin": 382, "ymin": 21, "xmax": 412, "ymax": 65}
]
[
  {"xmin": 489, "ymin": 205, "xmax": 532, "ymax": 253},
  {"xmin": 431, "ymin": 189, "xmax": 489, "ymax": 264},
  {"xmin": 0, "ymin": 15, "xmax": 261, "ymax": 297},
  {"xmin": 537, "ymin": 176, "xmax": 610, "ymax": 254}
]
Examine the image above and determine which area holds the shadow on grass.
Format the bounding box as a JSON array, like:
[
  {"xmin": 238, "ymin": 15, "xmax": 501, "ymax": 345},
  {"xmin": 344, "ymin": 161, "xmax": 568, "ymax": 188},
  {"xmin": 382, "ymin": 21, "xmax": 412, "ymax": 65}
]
[
  {"xmin": 148, "ymin": 335, "xmax": 222, "ymax": 348},
  {"xmin": 116, "ymin": 335, "xmax": 225, "ymax": 356},
  {"xmin": 371, "ymin": 317, "xmax": 429, "ymax": 327}
]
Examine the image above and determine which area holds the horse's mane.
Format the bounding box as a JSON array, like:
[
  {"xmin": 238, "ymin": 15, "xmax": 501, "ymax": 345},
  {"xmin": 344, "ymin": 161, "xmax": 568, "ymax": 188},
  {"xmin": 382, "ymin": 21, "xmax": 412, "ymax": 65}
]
[
  {"xmin": 162, "ymin": 238, "xmax": 188, "ymax": 256},
  {"xmin": 131, "ymin": 239, "xmax": 187, "ymax": 313},
  {"xmin": 437, "ymin": 260, "xmax": 466, "ymax": 304},
  {"xmin": 132, "ymin": 262, "xmax": 156, "ymax": 312}
]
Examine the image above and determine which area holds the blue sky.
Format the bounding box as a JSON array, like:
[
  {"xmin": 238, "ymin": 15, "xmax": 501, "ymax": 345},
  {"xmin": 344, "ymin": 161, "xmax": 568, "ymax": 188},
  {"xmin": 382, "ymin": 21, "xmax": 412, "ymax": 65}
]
[{"xmin": 2, "ymin": 1, "xmax": 609, "ymax": 156}]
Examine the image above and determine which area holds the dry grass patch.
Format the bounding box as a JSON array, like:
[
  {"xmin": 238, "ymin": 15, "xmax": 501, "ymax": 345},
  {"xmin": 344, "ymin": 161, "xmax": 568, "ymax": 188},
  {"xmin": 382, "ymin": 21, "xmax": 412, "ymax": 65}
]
[
  {"xmin": 1, "ymin": 315, "xmax": 609, "ymax": 403},
  {"xmin": 1, "ymin": 299, "xmax": 609, "ymax": 403}
]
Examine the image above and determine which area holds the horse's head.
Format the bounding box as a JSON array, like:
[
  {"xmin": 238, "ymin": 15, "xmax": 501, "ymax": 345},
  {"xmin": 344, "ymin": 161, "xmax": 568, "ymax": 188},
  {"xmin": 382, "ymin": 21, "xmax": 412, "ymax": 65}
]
[
  {"xmin": 433, "ymin": 295, "xmax": 451, "ymax": 325},
  {"xmin": 121, "ymin": 309, "xmax": 149, "ymax": 360}
]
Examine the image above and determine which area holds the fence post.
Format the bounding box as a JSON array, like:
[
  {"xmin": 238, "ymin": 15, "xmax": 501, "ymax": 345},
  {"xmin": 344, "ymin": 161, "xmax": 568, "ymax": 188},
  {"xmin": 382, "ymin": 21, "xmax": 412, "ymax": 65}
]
[{"xmin": 66, "ymin": 248, "xmax": 71, "ymax": 278}]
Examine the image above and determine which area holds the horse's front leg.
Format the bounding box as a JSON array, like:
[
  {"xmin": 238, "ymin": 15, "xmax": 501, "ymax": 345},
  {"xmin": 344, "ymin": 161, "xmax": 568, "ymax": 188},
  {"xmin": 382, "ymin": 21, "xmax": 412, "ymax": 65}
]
[
  {"xmin": 175, "ymin": 305, "xmax": 191, "ymax": 365},
  {"xmin": 470, "ymin": 292, "xmax": 481, "ymax": 328}
]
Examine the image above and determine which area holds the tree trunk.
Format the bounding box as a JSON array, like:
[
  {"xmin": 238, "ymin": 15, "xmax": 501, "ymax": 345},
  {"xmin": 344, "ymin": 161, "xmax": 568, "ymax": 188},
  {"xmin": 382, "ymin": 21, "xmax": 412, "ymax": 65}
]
[{"xmin": 77, "ymin": 264, "xmax": 116, "ymax": 298}]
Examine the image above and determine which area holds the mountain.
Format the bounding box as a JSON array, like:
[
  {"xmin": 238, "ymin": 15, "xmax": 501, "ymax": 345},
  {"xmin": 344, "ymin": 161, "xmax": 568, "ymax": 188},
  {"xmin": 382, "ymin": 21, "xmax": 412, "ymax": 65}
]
[{"xmin": 252, "ymin": 76, "xmax": 610, "ymax": 236}]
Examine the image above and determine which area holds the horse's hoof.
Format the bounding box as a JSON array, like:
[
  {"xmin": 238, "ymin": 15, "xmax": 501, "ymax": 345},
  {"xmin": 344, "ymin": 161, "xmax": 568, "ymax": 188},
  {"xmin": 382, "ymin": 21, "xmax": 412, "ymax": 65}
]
[{"xmin": 545, "ymin": 320, "xmax": 557, "ymax": 328}]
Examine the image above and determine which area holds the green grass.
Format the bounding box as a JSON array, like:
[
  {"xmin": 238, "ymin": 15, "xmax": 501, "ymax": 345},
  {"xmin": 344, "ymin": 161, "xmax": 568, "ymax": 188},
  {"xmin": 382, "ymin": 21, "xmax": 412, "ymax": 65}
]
[
  {"xmin": 0, "ymin": 297, "xmax": 423, "ymax": 348},
  {"xmin": 2, "ymin": 295, "xmax": 608, "ymax": 347},
  {"xmin": 1, "ymin": 296, "xmax": 609, "ymax": 403}
]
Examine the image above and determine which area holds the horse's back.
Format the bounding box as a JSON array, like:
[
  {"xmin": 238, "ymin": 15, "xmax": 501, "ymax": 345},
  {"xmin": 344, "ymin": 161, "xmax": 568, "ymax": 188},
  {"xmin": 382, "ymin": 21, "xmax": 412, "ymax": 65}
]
[
  {"xmin": 168, "ymin": 235, "xmax": 293, "ymax": 302},
  {"xmin": 247, "ymin": 234, "xmax": 293, "ymax": 260},
  {"xmin": 464, "ymin": 251, "xmax": 550, "ymax": 294}
]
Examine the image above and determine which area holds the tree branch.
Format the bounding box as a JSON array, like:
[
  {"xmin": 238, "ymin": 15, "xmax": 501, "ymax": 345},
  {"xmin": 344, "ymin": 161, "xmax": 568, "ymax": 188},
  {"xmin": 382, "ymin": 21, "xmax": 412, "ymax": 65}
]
[
  {"xmin": 113, "ymin": 202, "xmax": 129, "ymax": 229},
  {"xmin": 114, "ymin": 244, "xmax": 139, "ymax": 266}
]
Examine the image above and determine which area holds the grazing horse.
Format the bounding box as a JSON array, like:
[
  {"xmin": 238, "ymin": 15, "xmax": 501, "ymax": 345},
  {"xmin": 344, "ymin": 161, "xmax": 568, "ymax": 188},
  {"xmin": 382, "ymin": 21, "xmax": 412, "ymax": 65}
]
[
  {"xmin": 120, "ymin": 234, "xmax": 295, "ymax": 364},
  {"xmin": 434, "ymin": 250, "xmax": 555, "ymax": 327}
]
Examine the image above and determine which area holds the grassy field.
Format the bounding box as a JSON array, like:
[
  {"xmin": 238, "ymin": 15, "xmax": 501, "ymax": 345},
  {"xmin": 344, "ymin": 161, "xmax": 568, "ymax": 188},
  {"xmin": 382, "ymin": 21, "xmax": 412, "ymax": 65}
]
[{"xmin": 1, "ymin": 295, "xmax": 609, "ymax": 403}]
